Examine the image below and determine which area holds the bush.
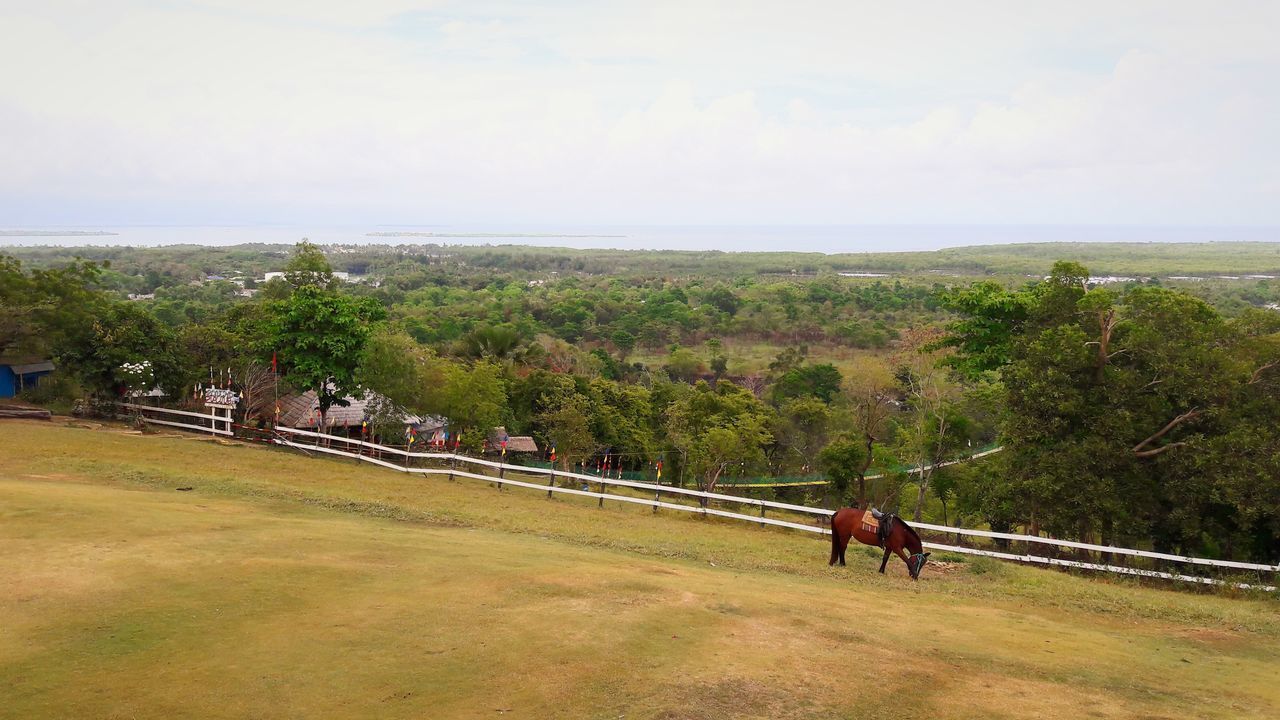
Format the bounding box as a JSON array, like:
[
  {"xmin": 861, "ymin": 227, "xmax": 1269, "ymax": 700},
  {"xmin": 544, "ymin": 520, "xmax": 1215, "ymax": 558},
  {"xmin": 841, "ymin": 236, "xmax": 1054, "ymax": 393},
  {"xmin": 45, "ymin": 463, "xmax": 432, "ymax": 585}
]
[
  {"xmin": 967, "ymin": 556, "xmax": 1005, "ymax": 576},
  {"xmin": 18, "ymin": 372, "xmax": 83, "ymax": 413}
]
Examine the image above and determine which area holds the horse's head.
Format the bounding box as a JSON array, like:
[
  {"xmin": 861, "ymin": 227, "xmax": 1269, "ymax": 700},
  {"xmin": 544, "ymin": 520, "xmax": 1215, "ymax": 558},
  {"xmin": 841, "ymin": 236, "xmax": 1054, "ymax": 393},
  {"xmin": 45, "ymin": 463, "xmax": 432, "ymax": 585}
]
[{"xmin": 908, "ymin": 552, "xmax": 931, "ymax": 580}]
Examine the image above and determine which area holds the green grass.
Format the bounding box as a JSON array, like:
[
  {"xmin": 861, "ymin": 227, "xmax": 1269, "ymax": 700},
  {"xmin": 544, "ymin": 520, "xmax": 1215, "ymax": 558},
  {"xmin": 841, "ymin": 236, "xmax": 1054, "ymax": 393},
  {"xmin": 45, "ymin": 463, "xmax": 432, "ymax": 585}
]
[{"xmin": 3, "ymin": 420, "xmax": 1279, "ymax": 719}]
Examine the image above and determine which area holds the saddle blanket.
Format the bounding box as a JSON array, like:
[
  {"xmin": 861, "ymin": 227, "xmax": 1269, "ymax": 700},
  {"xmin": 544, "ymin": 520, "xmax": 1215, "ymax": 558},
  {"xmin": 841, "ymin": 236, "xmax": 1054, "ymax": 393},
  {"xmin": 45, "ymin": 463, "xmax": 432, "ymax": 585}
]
[{"xmin": 860, "ymin": 513, "xmax": 879, "ymax": 534}]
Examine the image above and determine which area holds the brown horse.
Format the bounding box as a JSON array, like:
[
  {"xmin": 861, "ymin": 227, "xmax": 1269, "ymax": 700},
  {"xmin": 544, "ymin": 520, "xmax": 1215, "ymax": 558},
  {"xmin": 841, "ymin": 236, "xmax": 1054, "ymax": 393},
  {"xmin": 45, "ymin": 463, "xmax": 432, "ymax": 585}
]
[{"xmin": 829, "ymin": 508, "xmax": 930, "ymax": 580}]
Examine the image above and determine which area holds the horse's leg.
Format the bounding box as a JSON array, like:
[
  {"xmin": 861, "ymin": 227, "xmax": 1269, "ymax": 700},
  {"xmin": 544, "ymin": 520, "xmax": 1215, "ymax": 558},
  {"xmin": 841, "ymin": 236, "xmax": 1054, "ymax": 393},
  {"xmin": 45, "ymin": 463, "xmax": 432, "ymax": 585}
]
[
  {"xmin": 894, "ymin": 546, "xmax": 912, "ymax": 575},
  {"xmin": 838, "ymin": 533, "xmax": 850, "ymax": 566},
  {"xmin": 878, "ymin": 547, "xmax": 891, "ymax": 573},
  {"xmin": 829, "ymin": 526, "xmax": 840, "ymax": 566}
]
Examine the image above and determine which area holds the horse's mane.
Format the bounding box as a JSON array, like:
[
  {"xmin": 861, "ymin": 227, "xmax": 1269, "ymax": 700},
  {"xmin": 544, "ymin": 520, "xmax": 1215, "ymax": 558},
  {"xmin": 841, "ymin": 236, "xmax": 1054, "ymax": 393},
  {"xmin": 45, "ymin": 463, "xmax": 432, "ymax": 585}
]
[{"xmin": 897, "ymin": 517, "xmax": 923, "ymax": 549}]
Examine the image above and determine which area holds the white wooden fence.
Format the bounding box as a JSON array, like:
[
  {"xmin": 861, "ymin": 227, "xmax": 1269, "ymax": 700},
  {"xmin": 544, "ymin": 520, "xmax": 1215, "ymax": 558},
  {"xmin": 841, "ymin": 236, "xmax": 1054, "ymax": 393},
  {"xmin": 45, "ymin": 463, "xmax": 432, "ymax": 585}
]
[
  {"xmin": 117, "ymin": 403, "xmax": 1278, "ymax": 591},
  {"xmin": 118, "ymin": 401, "xmax": 234, "ymax": 435}
]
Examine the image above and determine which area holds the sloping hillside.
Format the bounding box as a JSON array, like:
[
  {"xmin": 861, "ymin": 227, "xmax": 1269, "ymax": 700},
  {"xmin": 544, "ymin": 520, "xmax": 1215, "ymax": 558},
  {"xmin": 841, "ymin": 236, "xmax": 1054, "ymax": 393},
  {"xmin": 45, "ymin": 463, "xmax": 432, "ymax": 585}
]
[{"xmin": 3, "ymin": 421, "xmax": 1278, "ymax": 719}]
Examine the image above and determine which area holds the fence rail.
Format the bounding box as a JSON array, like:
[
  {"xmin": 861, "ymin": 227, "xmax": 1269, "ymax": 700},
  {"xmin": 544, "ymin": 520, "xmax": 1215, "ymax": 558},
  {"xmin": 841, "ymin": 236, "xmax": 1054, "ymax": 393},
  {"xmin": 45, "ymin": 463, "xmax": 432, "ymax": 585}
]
[
  {"xmin": 117, "ymin": 401, "xmax": 233, "ymax": 436},
  {"xmin": 112, "ymin": 404, "xmax": 1278, "ymax": 589},
  {"xmin": 718, "ymin": 445, "xmax": 1006, "ymax": 487}
]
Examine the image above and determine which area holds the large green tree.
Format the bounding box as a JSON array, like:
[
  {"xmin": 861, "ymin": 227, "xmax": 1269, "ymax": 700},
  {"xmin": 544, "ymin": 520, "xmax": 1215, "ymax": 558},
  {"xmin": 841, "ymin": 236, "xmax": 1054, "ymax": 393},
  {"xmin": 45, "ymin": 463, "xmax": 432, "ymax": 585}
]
[
  {"xmin": 667, "ymin": 381, "xmax": 773, "ymax": 493},
  {"xmin": 284, "ymin": 240, "xmax": 337, "ymax": 290},
  {"xmin": 268, "ymin": 286, "xmax": 386, "ymax": 430},
  {"xmin": 57, "ymin": 301, "xmax": 187, "ymax": 399},
  {"xmin": 942, "ymin": 262, "xmax": 1280, "ymax": 560}
]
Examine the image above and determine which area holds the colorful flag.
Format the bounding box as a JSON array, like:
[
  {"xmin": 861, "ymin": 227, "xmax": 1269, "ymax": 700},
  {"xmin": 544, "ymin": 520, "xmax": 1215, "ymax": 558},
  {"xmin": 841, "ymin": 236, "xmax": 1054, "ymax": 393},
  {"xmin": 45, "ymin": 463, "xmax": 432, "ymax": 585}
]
[{"xmin": 550, "ymin": 446, "xmax": 556, "ymax": 463}]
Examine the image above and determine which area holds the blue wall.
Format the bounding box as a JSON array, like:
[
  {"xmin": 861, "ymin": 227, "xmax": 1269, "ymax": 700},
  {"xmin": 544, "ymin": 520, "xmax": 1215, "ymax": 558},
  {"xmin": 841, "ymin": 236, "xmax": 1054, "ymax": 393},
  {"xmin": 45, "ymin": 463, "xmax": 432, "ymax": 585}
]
[
  {"xmin": 0, "ymin": 366, "xmax": 15, "ymax": 398},
  {"xmin": 0, "ymin": 366, "xmax": 52, "ymax": 398}
]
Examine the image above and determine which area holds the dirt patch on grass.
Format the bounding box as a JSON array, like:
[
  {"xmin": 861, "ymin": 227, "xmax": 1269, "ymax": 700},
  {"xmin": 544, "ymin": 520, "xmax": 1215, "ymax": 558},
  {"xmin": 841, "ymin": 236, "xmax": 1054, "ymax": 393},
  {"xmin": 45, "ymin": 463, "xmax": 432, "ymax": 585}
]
[
  {"xmin": 654, "ymin": 678, "xmax": 810, "ymax": 720},
  {"xmin": 946, "ymin": 673, "xmax": 1151, "ymax": 720}
]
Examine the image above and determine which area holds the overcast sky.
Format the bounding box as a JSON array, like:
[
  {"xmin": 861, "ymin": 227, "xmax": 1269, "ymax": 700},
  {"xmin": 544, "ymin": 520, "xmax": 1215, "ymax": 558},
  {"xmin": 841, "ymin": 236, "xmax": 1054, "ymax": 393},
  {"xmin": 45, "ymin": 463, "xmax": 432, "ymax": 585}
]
[{"xmin": 2, "ymin": 1, "xmax": 1278, "ymax": 227}]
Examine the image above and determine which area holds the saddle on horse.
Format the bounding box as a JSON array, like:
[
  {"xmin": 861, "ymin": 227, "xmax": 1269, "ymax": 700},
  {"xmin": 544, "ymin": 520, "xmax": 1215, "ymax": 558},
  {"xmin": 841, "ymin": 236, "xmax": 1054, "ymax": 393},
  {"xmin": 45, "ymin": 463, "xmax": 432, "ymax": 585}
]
[{"xmin": 867, "ymin": 507, "xmax": 894, "ymax": 548}]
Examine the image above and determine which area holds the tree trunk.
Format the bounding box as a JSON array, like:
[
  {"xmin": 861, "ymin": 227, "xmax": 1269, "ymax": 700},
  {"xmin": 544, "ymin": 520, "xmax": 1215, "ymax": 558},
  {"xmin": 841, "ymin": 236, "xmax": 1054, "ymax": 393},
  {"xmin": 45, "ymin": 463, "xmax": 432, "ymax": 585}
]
[
  {"xmin": 857, "ymin": 432, "xmax": 875, "ymax": 509},
  {"xmin": 1028, "ymin": 515, "xmax": 1041, "ymax": 557},
  {"xmin": 1101, "ymin": 517, "xmax": 1114, "ymax": 564},
  {"xmin": 913, "ymin": 467, "xmax": 931, "ymax": 523}
]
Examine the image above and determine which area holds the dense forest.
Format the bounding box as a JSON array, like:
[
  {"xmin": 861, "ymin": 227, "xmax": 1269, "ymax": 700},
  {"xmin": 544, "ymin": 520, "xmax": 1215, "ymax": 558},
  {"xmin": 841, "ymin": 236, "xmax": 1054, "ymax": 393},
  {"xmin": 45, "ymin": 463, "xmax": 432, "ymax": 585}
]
[{"xmin": 3, "ymin": 241, "xmax": 1279, "ymax": 562}]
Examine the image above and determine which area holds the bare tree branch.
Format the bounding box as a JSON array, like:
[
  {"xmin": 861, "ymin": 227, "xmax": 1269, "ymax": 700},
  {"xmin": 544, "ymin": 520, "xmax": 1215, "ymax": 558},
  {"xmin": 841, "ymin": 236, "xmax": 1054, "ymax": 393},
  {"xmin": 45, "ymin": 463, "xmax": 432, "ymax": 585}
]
[
  {"xmin": 1135, "ymin": 442, "xmax": 1188, "ymax": 458},
  {"xmin": 1087, "ymin": 307, "xmax": 1121, "ymax": 383},
  {"xmin": 1132, "ymin": 408, "xmax": 1200, "ymax": 457},
  {"xmin": 1248, "ymin": 360, "xmax": 1279, "ymax": 385}
]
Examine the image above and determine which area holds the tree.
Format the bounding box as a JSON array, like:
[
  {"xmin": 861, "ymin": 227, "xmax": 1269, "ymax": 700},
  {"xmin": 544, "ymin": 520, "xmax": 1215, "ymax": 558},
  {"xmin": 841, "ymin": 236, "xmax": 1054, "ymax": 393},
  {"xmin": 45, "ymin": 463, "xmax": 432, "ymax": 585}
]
[
  {"xmin": 842, "ymin": 357, "xmax": 897, "ymax": 508},
  {"xmin": 705, "ymin": 285, "xmax": 740, "ymax": 316},
  {"xmin": 585, "ymin": 378, "xmax": 656, "ymax": 466},
  {"xmin": 439, "ymin": 361, "xmax": 508, "ymax": 447},
  {"xmin": 357, "ymin": 329, "xmax": 434, "ymax": 412},
  {"xmin": 539, "ymin": 394, "xmax": 597, "ymax": 472},
  {"xmin": 818, "ymin": 435, "xmax": 868, "ymax": 503},
  {"xmin": 284, "ymin": 240, "xmax": 336, "ymax": 289},
  {"xmin": 941, "ymin": 262, "xmax": 1280, "ymax": 559},
  {"xmin": 268, "ymin": 286, "xmax": 386, "ymax": 431},
  {"xmin": 610, "ymin": 329, "xmax": 637, "ymax": 361},
  {"xmin": 667, "ymin": 381, "xmax": 773, "ymax": 493},
  {"xmin": 771, "ymin": 363, "xmax": 843, "ymax": 404},
  {"xmin": 0, "ymin": 256, "xmax": 106, "ymax": 362},
  {"xmin": 894, "ymin": 327, "xmax": 961, "ymax": 522},
  {"xmin": 687, "ymin": 422, "xmax": 770, "ymax": 495},
  {"xmin": 461, "ymin": 324, "xmax": 525, "ymax": 361},
  {"xmin": 774, "ymin": 397, "xmax": 831, "ymax": 474},
  {"xmin": 936, "ymin": 281, "xmax": 1030, "ymax": 380},
  {"xmin": 664, "ymin": 346, "xmax": 705, "ymax": 382},
  {"xmin": 767, "ymin": 345, "xmax": 808, "ymax": 377},
  {"xmin": 57, "ymin": 300, "xmax": 187, "ymax": 399}
]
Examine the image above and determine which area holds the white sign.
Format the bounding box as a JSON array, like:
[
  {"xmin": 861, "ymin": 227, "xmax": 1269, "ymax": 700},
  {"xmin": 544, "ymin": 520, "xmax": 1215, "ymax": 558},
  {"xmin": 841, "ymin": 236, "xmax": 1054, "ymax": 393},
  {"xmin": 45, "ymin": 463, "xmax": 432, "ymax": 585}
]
[{"xmin": 204, "ymin": 388, "xmax": 240, "ymax": 408}]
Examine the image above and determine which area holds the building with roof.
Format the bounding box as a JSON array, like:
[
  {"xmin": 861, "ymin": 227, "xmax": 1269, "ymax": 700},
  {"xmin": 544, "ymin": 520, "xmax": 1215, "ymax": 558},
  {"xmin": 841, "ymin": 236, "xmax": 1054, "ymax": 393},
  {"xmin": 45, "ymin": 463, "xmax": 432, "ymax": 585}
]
[
  {"xmin": 487, "ymin": 426, "xmax": 539, "ymax": 454},
  {"xmin": 0, "ymin": 360, "xmax": 54, "ymax": 398},
  {"xmin": 274, "ymin": 391, "xmax": 422, "ymax": 435}
]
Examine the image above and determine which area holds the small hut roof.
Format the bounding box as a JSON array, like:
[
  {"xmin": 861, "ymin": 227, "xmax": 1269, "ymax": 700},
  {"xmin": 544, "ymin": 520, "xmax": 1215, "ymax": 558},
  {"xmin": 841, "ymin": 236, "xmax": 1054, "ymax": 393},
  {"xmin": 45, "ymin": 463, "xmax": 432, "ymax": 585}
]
[
  {"xmin": 277, "ymin": 391, "xmax": 421, "ymax": 428},
  {"xmin": 504, "ymin": 436, "xmax": 539, "ymax": 453},
  {"xmin": 488, "ymin": 426, "xmax": 539, "ymax": 453}
]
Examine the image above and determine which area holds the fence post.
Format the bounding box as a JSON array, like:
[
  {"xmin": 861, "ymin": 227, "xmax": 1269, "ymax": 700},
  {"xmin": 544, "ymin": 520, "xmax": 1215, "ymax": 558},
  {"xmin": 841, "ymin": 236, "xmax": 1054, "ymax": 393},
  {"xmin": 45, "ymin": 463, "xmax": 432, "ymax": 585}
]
[
  {"xmin": 598, "ymin": 478, "xmax": 606, "ymax": 508},
  {"xmin": 759, "ymin": 502, "xmax": 766, "ymax": 527},
  {"xmin": 497, "ymin": 459, "xmax": 505, "ymax": 491},
  {"xmin": 547, "ymin": 468, "xmax": 557, "ymax": 498},
  {"xmin": 653, "ymin": 488, "xmax": 660, "ymax": 513}
]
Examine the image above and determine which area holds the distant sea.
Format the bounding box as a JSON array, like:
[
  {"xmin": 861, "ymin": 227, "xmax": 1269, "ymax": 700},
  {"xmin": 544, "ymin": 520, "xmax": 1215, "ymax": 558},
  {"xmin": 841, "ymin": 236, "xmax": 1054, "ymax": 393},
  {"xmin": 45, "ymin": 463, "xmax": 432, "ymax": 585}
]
[{"xmin": 1, "ymin": 225, "xmax": 1276, "ymax": 253}]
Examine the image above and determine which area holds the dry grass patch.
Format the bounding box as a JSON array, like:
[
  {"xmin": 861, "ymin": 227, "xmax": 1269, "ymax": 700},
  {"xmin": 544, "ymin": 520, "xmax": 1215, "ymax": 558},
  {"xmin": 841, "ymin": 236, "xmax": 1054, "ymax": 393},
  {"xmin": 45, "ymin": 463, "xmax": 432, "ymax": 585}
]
[{"xmin": 2, "ymin": 421, "xmax": 1279, "ymax": 719}]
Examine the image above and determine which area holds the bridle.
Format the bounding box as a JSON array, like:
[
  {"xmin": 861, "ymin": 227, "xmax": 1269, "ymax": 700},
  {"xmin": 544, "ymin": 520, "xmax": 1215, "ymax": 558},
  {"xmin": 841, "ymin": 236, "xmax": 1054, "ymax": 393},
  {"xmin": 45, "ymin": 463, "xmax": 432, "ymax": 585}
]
[{"xmin": 908, "ymin": 552, "xmax": 928, "ymax": 577}]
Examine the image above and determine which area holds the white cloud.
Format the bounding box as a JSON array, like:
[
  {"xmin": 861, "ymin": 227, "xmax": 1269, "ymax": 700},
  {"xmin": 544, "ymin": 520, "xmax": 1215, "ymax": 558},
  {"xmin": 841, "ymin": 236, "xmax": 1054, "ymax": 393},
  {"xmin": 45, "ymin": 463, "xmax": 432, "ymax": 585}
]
[{"xmin": 0, "ymin": 1, "xmax": 1277, "ymax": 225}]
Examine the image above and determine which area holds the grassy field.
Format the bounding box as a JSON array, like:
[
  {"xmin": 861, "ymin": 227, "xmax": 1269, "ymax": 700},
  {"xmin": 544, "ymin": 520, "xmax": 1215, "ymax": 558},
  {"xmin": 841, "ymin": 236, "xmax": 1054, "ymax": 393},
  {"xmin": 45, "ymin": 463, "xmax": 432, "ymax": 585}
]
[{"xmin": 3, "ymin": 421, "xmax": 1279, "ymax": 719}]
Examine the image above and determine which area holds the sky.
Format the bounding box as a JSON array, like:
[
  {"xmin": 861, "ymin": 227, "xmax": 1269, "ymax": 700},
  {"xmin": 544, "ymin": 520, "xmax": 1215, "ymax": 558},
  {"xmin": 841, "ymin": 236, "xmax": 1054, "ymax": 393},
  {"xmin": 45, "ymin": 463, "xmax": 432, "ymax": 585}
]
[{"xmin": 2, "ymin": 1, "xmax": 1278, "ymax": 228}]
